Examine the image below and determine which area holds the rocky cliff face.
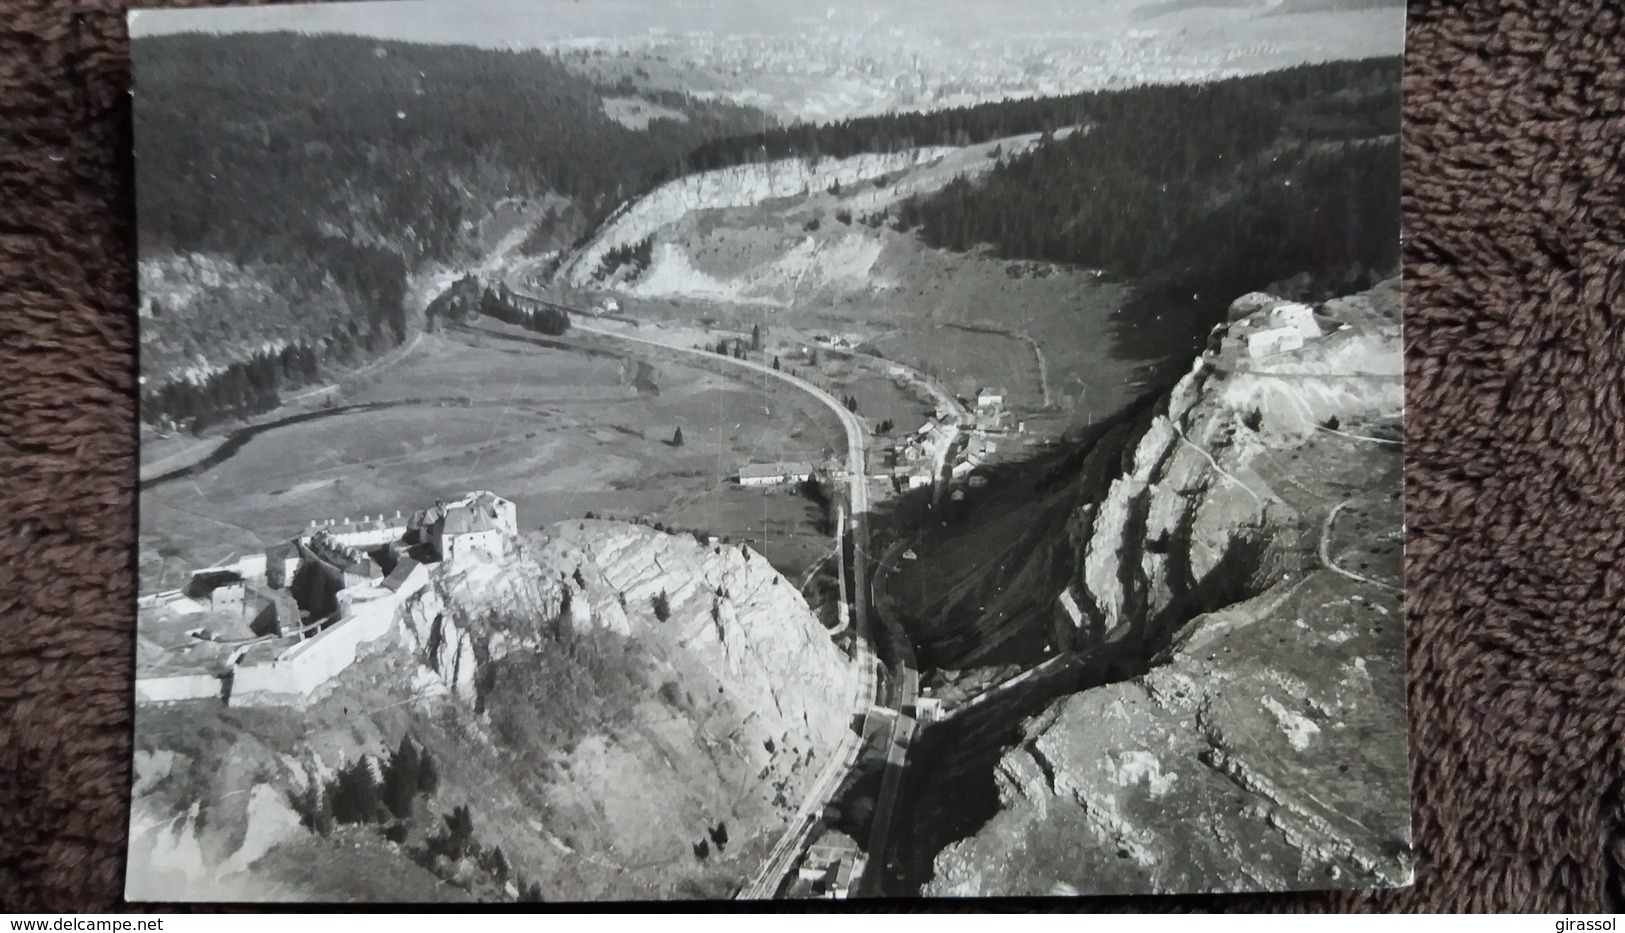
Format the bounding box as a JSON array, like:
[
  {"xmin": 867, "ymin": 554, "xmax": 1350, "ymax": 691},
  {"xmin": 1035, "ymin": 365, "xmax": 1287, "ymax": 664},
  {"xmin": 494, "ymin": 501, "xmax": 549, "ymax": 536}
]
[
  {"xmin": 927, "ymin": 279, "xmax": 1410, "ymax": 895},
  {"xmin": 396, "ymin": 530, "xmax": 632, "ymax": 706},
  {"xmin": 129, "ymin": 518, "xmax": 861, "ymax": 902},
  {"xmin": 397, "ymin": 520, "xmax": 857, "ymax": 755},
  {"xmin": 548, "ymin": 520, "xmax": 859, "ymax": 754}
]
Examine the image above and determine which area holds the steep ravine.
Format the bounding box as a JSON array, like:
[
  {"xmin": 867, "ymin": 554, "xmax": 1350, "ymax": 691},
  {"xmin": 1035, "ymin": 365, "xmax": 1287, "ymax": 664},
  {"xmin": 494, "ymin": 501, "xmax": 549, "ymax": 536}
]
[{"xmin": 893, "ymin": 280, "xmax": 1410, "ymax": 895}]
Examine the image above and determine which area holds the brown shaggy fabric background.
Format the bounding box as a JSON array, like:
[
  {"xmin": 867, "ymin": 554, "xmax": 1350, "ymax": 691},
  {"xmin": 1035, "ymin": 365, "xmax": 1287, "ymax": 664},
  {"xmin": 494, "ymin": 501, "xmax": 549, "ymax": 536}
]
[{"xmin": 2, "ymin": 0, "xmax": 1623, "ymax": 913}]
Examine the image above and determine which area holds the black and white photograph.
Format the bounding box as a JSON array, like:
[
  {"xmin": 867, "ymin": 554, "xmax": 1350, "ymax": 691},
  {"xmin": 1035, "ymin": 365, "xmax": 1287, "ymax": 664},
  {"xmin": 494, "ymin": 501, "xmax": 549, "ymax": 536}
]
[{"xmin": 129, "ymin": 0, "xmax": 1409, "ymax": 902}]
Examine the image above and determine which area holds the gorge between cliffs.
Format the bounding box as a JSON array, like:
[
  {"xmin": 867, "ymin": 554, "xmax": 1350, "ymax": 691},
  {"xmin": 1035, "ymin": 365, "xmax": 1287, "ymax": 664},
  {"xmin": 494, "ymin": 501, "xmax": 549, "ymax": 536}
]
[{"xmin": 877, "ymin": 278, "xmax": 1411, "ymax": 897}]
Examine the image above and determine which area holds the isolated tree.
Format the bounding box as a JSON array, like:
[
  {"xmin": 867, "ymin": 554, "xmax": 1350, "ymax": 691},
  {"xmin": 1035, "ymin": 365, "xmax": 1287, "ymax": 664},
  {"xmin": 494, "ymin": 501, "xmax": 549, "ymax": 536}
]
[
  {"xmin": 331, "ymin": 758, "xmax": 384, "ymax": 825},
  {"xmin": 751, "ymin": 324, "xmax": 762, "ymax": 351},
  {"xmin": 672, "ymin": 426, "xmax": 685, "ymax": 447},
  {"xmin": 291, "ymin": 770, "xmax": 334, "ymax": 836},
  {"xmin": 417, "ymin": 752, "xmax": 440, "ymax": 796},
  {"xmin": 652, "ymin": 590, "xmax": 671, "ymax": 622},
  {"xmin": 383, "ymin": 735, "xmax": 422, "ymax": 819},
  {"xmin": 487, "ymin": 845, "xmax": 510, "ymax": 882},
  {"xmin": 773, "ymin": 356, "xmax": 781, "ymax": 371},
  {"xmin": 442, "ymin": 804, "xmax": 476, "ymax": 859}
]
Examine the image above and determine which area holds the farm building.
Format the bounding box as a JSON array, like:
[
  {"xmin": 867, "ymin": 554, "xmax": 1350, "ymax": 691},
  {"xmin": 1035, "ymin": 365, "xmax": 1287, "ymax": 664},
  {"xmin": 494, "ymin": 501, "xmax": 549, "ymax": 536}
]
[
  {"xmin": 738, "ymin": 461, "xmax": 817, "ymax": 486},
  {"xmin": 976, "ymin": 386, "xmax": 1007, "ymax": 408}
]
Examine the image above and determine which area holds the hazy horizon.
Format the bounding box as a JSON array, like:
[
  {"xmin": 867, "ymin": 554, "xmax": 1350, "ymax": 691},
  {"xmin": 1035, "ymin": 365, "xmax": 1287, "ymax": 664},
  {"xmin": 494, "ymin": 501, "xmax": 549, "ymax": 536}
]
[{"xmin": 130, "ymin": 0, "xmax": 1405, "ymax": 51}]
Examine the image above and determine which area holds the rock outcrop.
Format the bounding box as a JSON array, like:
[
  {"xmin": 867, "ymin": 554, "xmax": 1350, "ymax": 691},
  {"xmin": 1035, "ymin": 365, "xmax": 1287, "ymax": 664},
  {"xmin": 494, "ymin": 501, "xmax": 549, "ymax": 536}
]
[
  {"xmin": 396, "ymin": 531, "xmax": 632, "ymax": 706},
  {"xmin": 928, "ymin": 279, "xmax": 1410, "ymax": 895},
  {"xmin": 549, "ymin": 520, "xmax": 861, "ymax": 754}
]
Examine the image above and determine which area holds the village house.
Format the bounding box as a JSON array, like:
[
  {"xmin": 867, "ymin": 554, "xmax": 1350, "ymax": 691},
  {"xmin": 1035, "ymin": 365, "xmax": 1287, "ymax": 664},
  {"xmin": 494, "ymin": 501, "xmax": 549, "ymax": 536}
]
[{"xmin": 976, "ymin": 386, "xmax": 1007, "ymax": 409}]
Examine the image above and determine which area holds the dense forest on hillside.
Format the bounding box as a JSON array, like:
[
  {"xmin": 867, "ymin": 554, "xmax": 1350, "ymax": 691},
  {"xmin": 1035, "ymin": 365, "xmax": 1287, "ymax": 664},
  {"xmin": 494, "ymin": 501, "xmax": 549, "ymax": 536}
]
[
  {"xmin": 897, "ymin": 61, "xmax": 1404, "ymax": 281},
  {"xmin": 134, "ymin": 32, "xmax": 764, "ymax": 266},
  {"xmin": 679, "ymin": 59, "xmax": 1395, "ymax": 176},
  {"xmin": 895, "ymin": 60, "xmax": 1401, "ymax": 353},
  {"xmin": 673, "ymin": 59, "xmax": 1398, "ymax": 357},
  {"xmin": 135, "ymin": 31, "xmax": 766, "ymax": 429}
]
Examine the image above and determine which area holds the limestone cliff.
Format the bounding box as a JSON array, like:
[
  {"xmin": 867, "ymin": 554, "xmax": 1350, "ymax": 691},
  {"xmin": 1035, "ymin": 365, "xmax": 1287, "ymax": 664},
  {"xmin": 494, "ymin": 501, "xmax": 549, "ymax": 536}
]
[
  {"xmin": 398, "ymin": 520, "xmax": 857, "ymax": 756},
  {"xmin": 928, "ymin": 279, "xmax": 1411, "ymax": 895},
  {"xmin": 548, "ymin": 520, "xmax": 859, "ymax": 755},
  {"xmin": 129, "ymin": 519, "xmax": 861, "ymax": 902},
  {"xmin": 396, "ymin": 531, "xmax": 632, "ymax": 706}
]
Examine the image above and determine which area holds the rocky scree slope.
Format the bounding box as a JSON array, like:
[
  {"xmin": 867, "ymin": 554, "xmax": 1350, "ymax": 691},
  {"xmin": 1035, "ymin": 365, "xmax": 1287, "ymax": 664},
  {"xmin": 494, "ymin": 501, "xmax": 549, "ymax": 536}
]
[{"xmin": 928, "ymin": 279, "xmax": 1410, "ymax": 896}]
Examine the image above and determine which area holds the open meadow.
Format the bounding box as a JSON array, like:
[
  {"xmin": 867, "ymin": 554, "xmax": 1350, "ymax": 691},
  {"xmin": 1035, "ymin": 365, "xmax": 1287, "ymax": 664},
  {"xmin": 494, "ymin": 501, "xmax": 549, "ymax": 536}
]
[{"xmin": 138, "ymin": 325, "xmax": 845, "ymax": 591}]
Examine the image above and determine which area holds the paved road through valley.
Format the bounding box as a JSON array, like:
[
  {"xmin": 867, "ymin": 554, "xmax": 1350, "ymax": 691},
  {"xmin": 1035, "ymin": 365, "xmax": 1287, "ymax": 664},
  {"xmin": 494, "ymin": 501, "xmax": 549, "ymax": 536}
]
[{"xmin": 501, "ymin": 278, "xmax": 884, "ymax": 899}]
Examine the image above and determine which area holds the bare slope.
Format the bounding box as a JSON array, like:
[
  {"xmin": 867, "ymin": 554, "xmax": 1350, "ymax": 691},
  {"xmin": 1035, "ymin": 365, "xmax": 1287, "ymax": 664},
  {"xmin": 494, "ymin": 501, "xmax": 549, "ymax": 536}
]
[{"xmin": 557, "ymin": 132, "xmax": 1141, "ymax": 422}]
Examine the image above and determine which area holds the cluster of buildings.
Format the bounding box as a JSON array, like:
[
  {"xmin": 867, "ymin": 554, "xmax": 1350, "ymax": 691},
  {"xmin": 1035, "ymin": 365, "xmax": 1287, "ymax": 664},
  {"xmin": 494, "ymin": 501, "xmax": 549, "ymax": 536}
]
[
  {"xmin": 729, "ymin": 367, "xmax": 1018, "ymax": 500},
  {"xmin": 136, "ymin": 491, "xmax": 519, "ymax": 706},
  {"xmin": 888, "ymin": 386, "xmax": 1011, "ymax": 491},
  {"xmin": 792, "ymin": 834, "xmax": 867, "ymax": 899}
]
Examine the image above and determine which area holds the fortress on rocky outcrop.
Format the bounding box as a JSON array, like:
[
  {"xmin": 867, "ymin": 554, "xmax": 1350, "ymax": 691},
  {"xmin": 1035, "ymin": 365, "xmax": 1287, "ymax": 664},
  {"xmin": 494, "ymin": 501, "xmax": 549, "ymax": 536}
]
[{"xmin": 135, "ymin": 491, "xmax": 519, "ymax": 707}]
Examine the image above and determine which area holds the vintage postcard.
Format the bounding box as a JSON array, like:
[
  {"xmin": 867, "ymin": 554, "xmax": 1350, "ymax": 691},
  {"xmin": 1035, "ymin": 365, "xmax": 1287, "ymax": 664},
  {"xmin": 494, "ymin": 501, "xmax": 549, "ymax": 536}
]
[{"xmin": 130, "ymin": 0, "xmax": 1408, "ymax": 901}]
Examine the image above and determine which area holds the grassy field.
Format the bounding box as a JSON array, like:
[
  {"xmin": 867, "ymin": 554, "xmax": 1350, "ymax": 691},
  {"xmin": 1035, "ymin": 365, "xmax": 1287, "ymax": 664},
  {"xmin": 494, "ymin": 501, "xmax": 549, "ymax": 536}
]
[
  {"xmin": 139, "ymin": 326, "xmax": 846, "ymax": 591},
  {"xmin": 656, "ymin": 482, "xmax": 833, "ymax": 583},
  {"xmin": 867, "ymin": 325, "xmax": 1037, "ymax": 410}
]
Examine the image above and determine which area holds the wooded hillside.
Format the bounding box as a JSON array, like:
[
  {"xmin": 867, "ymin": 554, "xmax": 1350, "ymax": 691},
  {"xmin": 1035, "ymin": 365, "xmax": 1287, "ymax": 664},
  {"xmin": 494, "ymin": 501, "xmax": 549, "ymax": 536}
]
[{"xmin": 134, "ymin": 31, "xmax": 766, "ymax": 429}]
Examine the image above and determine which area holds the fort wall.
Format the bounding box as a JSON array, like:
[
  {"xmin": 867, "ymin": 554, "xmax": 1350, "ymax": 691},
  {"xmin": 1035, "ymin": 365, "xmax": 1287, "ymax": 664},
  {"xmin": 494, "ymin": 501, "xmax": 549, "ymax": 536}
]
[
  {"xmin": 229, "ymin": 572, "xmax": 432, "ymax": 707},
  {"xmin": 135, "ymin": 672, "xmax": 224, "ymax": 705}
]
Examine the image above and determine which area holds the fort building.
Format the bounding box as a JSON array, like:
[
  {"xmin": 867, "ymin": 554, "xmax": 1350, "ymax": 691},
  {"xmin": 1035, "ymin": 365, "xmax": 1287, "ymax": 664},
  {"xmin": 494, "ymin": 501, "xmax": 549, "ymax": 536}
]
[{"xmin": 137, "ymin": 491, "xmax": 521, "ymax": 707}]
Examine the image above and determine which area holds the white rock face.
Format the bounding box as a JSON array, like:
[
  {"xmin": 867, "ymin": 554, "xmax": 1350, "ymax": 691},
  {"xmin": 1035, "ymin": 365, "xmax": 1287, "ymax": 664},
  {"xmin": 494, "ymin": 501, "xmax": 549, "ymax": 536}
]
[
  {"xmin": 563, "ymin": 149, "xmax": 957, "ymax": 288},
  {"xmin": 396, "ymin": 520, "xmax": 858, "ymax": 756},
  {"xmin": 551, "ymin": 520, "xmax": 861, "ymax": 752},
  {"xmin": 930, "ymin": 280, "xmax": 1410, "ymax": 896},
  {"xmin": 562, "ymin": 133, "xmax": 1056, "ymax": 307},
  {"xmin": 397, "ymin": 531, "xmax": 632, "ymax": 705}
]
